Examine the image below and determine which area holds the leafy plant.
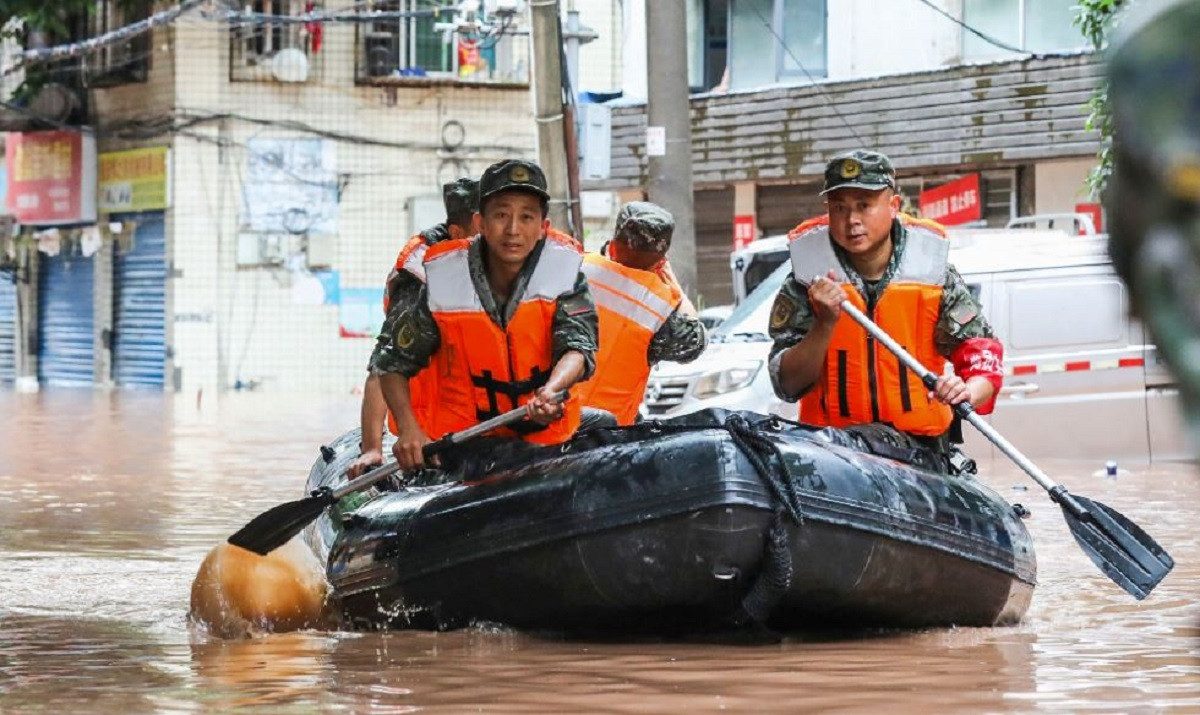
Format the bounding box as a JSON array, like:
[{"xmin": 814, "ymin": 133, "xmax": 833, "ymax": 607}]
[{"xmin": 1074, "ymin": 0, "xmax": 1131, "ymax": 198}]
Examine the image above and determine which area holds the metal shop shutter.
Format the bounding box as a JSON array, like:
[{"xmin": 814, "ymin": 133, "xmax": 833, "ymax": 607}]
[
  {"xmin": 693, "ymin": 187, "xmax": 735, "ymax": 307},
  {"xmin": 38, "ymin": 251, "xmax": 95, "ymax": 387},
  {"xmin": 0, "ymin": 270, "xmax": 16, "ymax": 385},
  {"xmin": 756, "ymin": 182, "xmax": 824, "ymax": 238},
  {"xmin": 112, "ymin": 213, "xmax": 167, "ymax": 389}
]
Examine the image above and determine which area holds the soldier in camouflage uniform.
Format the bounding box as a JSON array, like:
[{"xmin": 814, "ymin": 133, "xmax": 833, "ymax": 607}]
[
  {"xmin": 1107, "ymin": 1, "xmax": 1200, "ymax": 445},
  {"xmin": 576, "ymin": 201, "xmax": 708, "ymax": 425},
  {"xmin": 349, "ymin": 178, "xmax": 479, "ymax": 478},
  {"xmin": 767, "ymin": 149, "xmax": 1005, "ymax": 459},
  {"xmin": 373, "ymin": 159, "xmax": 600, "ymax": 469}
]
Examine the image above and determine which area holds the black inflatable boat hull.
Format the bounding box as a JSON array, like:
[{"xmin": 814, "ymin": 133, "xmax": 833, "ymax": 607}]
[{"xmin": 304, "ymin": 413, "xmax": 1036, "ymax": 632}]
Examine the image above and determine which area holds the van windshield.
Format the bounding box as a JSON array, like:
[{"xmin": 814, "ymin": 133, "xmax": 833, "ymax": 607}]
[{"xmin": 711, "ymin": 262, "xmax": 791, "ymax": 343}]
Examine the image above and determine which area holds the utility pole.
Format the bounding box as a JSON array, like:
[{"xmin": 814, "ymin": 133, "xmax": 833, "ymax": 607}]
[
  {"xmin": 529, "ymin": 0, "xmax": 572, "ymax": 233},
  {"xmin": 562, "ymin": 0, "xmax": 598, "ymax": 100},
  {"xmin": 645, "ymin": 0, "xmax": 697, "ymax": 297}
]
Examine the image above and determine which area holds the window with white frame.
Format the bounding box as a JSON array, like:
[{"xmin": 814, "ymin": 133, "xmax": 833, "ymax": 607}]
[
  {"xmin": 230, "ymin": 0, "xmax": 322, "ymax": 82},
  {"xmin": 357, "ymin": 0, "xmax": 529, "ymax": 85},
  {"xmin": 962, "ymin": 0, "xmax": 1087, "ymax": 60},
  {"xmin": 729, "ymin": 0, "xmax": 826, "ymax": 91}
]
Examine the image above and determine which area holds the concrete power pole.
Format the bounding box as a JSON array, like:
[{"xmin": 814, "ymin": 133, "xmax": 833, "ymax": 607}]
[
  {"xmin": 645, "ymin": 0, "xmax": 697, "ymax": 296},
  {"xmin": 529, "ymin": 0, "xmax": 572, "ymax": 232}
]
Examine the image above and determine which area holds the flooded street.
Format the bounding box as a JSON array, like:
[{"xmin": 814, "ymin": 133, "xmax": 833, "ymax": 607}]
[{"xmin": 1, "ymin": 391, "xmax": 1198, "ymax": 713}]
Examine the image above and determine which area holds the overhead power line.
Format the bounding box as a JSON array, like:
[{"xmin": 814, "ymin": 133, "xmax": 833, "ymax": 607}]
[
  {"xmin": 745, "ymin": 0, "xmax": 865, "ymax": 145},
  {"xmin": 4, "ymin": 0, "xmax": 207, "ymax": 76},
  {"xmin": 909, "ymin": 0, "xmax": 1029, "ymax": 55}
]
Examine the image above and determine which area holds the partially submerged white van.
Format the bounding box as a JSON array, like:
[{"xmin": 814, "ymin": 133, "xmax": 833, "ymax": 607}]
[{"xmin": 647, "ymin": 231, "xmax": 1188, "ymax": 464}]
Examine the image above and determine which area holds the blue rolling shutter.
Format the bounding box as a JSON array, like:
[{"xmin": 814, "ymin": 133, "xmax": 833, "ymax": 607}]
[
  {"xmin": 0, "ymin": 269, "xmax": 16, "ymax": 385},
  {"xmin": 38, "ymin": 250, "xmax": 95, "ymax": 387},
  {"xmin": 113, "ymin": 213, "xmax": 166, "ymax": 389}
]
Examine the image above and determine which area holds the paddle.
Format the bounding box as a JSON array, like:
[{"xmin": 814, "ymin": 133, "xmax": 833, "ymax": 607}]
[
  {"xmin": 227, "ymin": 390, "xmax": 570, "ymax": 556},
  {"xmin": 838, "ymin": 299, "xmax": 1174, "ymax": 600}
]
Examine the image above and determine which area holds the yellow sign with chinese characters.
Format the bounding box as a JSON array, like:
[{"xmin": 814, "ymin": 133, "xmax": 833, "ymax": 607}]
[{"xmin": 98, "ymin": 146, "xmax": 169, "ymax": 212}]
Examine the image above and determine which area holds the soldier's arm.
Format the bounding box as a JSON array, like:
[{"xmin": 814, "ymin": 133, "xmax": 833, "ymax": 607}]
[
  {"xmin": 550, "ymin": 271, "xmax": 599, "ymax": 382},
  {"xmin": 373, "ymin": 285, "xmax": 441, "ymax": 468},
  {"xmin": 936, "ymin": 265, "xmax": 1004, "ymax": 413},
  {"xmin": 369, "ymin": 283, "xmax": 440, "ymax": 379},
  {"xmin": 647, "ymin": 308, "xmax": 708, "ymax": 364},
  {"xmin": 356, "ymin": 272, "xmax": 423, "ymax": 472},
  {"xmin": 767, "ymin": 276, "xmax": 829, "ymax": 401},
  {"xmin": 656, "ymin": 260, "xmax": 698, "ymax": 317}
]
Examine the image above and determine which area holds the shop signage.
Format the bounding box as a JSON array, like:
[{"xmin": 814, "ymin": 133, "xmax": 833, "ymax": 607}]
[
  {"xmin": 98, "ymin": 146, "xmax": 170, "ymax": 212},
  {"xmin": 5, "ymin": 130, "xmax": 97, "ymax": 225},
  {"xmin": 1075, "ymin": 202, "xmax": 1103, "ymax": 235},
  {"xmin": 733, "ymin": 214, "xmax": 756, "ymax": 251},
  {"xmin": 919, "ymin": 174, "xmax": 981, "ymax": 226}
]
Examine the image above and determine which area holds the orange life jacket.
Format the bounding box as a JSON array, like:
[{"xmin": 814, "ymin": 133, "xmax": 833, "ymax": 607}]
[
  {"xmin": 788, "ymin": 214, "xmax": 953, "ymax": 436},
  {"xmin": 576, "ymin": 253, "xmax": 682, "ymax": 425},
  {"xmin": 423, "ymin": 232, "xmax": 584, "ymax": 445},
  {"xmin": 383, "ymin": 234, "xmax": 437, "ymax": 436}
]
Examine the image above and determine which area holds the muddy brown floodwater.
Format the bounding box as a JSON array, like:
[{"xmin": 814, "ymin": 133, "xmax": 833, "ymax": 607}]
[{"xmin": 1, "ymin": 391, "xmax": 1198, "ymax": 713}]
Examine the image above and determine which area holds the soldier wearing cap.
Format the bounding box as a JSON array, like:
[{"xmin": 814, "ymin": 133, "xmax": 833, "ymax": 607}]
[
  {"xmin": 575, "ymin": 201, "xmax": 708, "ymax": 425},
  {"xmin": 349, "ymin": 178, "xmax": 480, "ymax": 478},
  {"xmin": 372, "ymin": 159, "xmax": 600, "ymax": 470},
  {"xmin": 767, "ymin": 149, "xmax": 1005, "ymax": 461}
]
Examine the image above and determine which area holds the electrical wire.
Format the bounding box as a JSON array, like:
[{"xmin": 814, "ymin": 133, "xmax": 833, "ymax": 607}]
[
  {"xmin": 744, "ymin": 0, "xmax": 864, "ymax": 145},
  {"xmin": 909, "ymin": 0, "xmax": 1029, "ymax": 55}
]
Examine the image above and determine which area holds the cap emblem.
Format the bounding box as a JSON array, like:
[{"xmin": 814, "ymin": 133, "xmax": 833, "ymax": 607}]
[
  {"xmin": 510, "ymin": 165, "xmax": 532, "ymax": 183},
  {"xmin": 840, "ymin": 159, "xmax": 861, "ymax": 180}
]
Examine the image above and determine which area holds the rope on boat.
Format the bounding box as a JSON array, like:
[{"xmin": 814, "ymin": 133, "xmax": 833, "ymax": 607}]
[{"xmin": 723, "ymin": 413, "xmax": 803, "ymax": 627}]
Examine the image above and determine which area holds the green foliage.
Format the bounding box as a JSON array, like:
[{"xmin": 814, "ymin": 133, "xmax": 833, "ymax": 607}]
[
  {"xmin": 1074, "ymin": 0, "xmax": 1130, "ymax": 198},
  {"xmin": 1, "ymin": 2, "xmax": 95, "ymax": 40}
]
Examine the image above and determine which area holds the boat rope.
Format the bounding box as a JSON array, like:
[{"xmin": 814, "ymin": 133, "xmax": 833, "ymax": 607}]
[{"xmin": 722, "ymin": 413, "xmax": 803, "ymax": 627}]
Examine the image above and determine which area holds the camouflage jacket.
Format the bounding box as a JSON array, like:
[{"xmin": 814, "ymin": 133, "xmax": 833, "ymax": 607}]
[
  {"xmin": 767, "ymin": 219, "xmax": 995, "ymax": 401},
  {"xmin": 648, "ymin": 308, "xmax": 707, "ymax": 365},
  {"xmin": 370, "ymin": 224, "xmax": 451, "ymax": 374},
  {"xmin": 369, "ymin": 236, "xmax": 599, "ymax": 379}
]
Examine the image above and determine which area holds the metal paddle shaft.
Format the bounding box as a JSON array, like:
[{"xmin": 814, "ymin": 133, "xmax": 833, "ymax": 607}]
[
  {"xmin": 839, "ymin": 299, "xmax": 1174, "ymax": 599},
  {"xmin": 227, "ymin": 389, "xmax": 570, "ymax": 555}
]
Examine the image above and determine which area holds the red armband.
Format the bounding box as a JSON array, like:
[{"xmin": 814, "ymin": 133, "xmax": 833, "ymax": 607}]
[{"xmin": 951, "ymin": 338, "xmax": 1004, "ymax": 415}]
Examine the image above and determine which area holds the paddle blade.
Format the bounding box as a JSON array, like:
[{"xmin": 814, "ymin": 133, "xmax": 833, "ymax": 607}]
[
  {"xmin": 227, "ymin": 493, "xmax": 335, "ymax": 556},
  {"xmin": 1060, "ymin": 494, "xmax": 1175, "ymax": 600}
]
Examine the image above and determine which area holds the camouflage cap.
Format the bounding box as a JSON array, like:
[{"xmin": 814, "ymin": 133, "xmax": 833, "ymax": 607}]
[
  {"xmin": 821, "ymin": 149, "xmax": 897, "ymax": 195},
  {"xmin": 478, "ymin": 159, "xmax": 550, "ymax": 203},
  {"xmin": 442, "ymin": 178, "xmax": 479, "ymax": 224},
  {"xmin": 614, "ymin": 201, "xmax": 675, "ymax": 253}
]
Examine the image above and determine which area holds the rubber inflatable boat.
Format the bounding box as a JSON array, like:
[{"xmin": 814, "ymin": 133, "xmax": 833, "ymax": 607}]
[{"xmin": 303, "ymin": 410, "xmax": 1036, "ymax": 633}]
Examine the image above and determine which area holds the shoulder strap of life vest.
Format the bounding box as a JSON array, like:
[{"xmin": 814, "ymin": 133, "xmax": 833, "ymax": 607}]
[
  {"xmin": 788, "ymin": 216, "xmax": 848, "ymax": 284},
  {"xmin": 424, "ymin": 238, "xmax": 479, "ymax": 313},
  {"xmin": 892, "ymin": 220, "xmax": 949, "ymax": 285},
  {"xmin": 522, "ymin": 231, "xmax": 584, "ymax": 302},
  {"xmin": 395, "ymin": 235, "xmax": 430, "ymax": 282}
]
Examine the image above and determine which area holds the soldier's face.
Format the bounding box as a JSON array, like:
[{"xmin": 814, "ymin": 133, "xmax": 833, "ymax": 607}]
[
  {"xmin": 825, "ymin": 188, "xmax": 900, "ymax": 256},
  {"xmin": 480, "ymin": 192, "xmax": 550, "ymax": 268}
]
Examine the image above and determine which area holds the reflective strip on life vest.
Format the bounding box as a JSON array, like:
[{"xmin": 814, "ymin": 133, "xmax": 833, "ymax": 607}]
[
  {"xmin": 589, "ymin": 282, "xmax": 668, "ymax": 333},
  {"xmin": 582, "ymin": 263, "xmax": 676, "ymax": 321}
]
